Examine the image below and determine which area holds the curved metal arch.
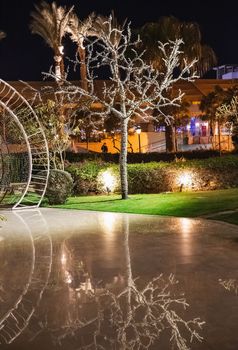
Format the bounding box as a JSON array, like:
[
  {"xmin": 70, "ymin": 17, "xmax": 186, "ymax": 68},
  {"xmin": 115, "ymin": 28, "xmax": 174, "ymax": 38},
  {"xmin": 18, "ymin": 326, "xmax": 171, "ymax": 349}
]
[
  {"xmin": 0, "ymin": 210, "xmax": 52, "ymax": 344},
  {"xmin": 0, "ymin": 79, "xmax": 50, "ymax": 209}
]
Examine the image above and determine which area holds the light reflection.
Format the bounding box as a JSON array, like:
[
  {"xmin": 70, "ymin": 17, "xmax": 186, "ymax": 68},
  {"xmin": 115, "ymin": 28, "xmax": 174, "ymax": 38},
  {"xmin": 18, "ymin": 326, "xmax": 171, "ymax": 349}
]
[
  {"xmin": 49, "ymin": 221, "xmax": 204, "ymax": 350},
  {"xmin": 64, "ymin": 270, "xmax": 73, "ymax": 284},
  {"xmin": 100, "ymin": 212, "xmax": 118, "ymax": 262},
  {"xmin": 61, "ymin": 252, "xmax": 67, "ymax": 265},
  {"xmin": 60, "ymin": 241, "xmax": 95, "ymax": 296},
  {"xmin": 180, "ymin": 218, "xmax": 194, "ymax": 258},
  {"xmin": 180, "ymin": 218, "xmax": 193, "ymax": 238},
  {"xmin": 100, "ymin": 212, "xmax": 117, "ymax": 236},
  {"xmin": 0, "ymin": 211, "xmax": 206, "ymax": 349},
  {"xmin": 61, "ymin": 242, "xmax": 74, "ymax": 286}
]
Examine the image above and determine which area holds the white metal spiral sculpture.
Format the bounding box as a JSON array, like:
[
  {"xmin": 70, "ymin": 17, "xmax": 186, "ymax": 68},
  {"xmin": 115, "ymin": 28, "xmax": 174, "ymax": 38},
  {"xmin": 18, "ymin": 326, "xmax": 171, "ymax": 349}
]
[{"xmin": 0, "ymin": 79, "xmax": 49, "ymax": 209}]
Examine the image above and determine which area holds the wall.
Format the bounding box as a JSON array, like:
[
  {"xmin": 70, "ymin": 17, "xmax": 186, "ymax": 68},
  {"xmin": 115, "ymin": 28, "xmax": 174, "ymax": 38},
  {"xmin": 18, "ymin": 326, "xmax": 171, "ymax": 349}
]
[{"xmin": 71, "ymin": 132, "xmax": 166, "ymax": 154}]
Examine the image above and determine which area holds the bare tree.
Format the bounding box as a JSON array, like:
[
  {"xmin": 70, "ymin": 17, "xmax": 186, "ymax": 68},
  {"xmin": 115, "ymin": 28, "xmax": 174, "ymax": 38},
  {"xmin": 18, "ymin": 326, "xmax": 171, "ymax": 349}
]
[
  {"xmin": 216, "ymin": 96, "xmax": 238, "ymax": 150},
  {"xmin": 219, "ymin": 278, "xmax": 238, "ymax": 295},
  {"xmin": 216, "ymin": 96, "xmax": 238, "ymax": 121},
  {"xmin": 48, "ymin": 16, "xmax": 198, "ymax": 199}
]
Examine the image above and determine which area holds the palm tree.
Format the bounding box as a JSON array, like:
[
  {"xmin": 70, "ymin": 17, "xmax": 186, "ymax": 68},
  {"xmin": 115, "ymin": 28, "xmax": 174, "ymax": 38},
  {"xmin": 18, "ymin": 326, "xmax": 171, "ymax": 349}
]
[
  {"xmin": 66, "ymin": 11, "xmax": 126, "ymax": 90},
  {"xmin": 92, "ymin": 11, "xmax": 127, "ymax": 48},
  {"xmin": 66, "ymin": 12, "xmax": 95, "ymax": 91},
  {"xmin": 30, "ymin": 1, "xmax": 73, "ymax": 81},
  {"xmin": 0, "ymin": 31, "xmax": 6, "ymax": 41},
  {"xmin": 138, "ymin": 16, "xmax": 217, "ymax": 76},
  {"xmin": 200, "ymin": 85, "xmax": 226, "ymax": 154},
  {"xmin": 137, "ymin": 16, "xmax": 217, "ymax": 152}
]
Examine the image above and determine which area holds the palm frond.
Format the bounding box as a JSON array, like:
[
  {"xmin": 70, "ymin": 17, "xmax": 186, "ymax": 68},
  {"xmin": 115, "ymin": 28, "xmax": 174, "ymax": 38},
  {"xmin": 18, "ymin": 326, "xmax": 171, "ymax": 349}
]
[
  {"xmin": 67, "ymin": 12, "xmax": 96, "ymax": 44},
  {"xmin": 137, "ymin": 16, "xmax": 217, "ymax": 75},
  {"xmin": 93, "ymin": 11, "xmax": 127, "ymax": 47},
  {"xmin": 29, "ymin": 1, "xmax": 73, "ymax": 51},
  {"xmin": 198, "ymin": 45, "xmax": 217, "ymax": 75}
]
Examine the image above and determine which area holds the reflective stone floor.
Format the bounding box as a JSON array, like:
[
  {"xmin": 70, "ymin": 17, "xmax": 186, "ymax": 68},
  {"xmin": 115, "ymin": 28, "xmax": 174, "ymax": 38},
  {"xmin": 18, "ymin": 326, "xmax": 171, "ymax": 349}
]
[{"xmin": 0, "ymin": 208, "xmax": 238, "ymax": 349}]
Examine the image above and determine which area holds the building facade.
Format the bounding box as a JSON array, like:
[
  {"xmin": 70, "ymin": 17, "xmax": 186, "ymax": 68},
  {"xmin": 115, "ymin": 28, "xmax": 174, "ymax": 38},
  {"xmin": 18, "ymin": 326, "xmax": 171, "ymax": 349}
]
[{"xmin": 1, "ymin": 79, "xmax": 237, "ymax": 153}]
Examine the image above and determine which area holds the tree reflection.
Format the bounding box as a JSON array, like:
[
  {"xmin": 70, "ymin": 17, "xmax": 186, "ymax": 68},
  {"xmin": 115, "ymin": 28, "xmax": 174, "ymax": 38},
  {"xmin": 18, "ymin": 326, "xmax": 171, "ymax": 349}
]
[
  {"xmin": 219, "ymin": 278, "xmax": 238, "ymax": 295},
  {"xmin": 45, "ymin": 215, "xmax": 204, "ymax": 350}
]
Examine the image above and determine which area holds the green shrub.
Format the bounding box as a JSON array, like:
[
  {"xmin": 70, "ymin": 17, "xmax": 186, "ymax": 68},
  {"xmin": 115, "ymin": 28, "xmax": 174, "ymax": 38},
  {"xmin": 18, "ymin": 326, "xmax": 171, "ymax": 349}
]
[
  {"xmin": 65, "ymin": 155, "xmax": 238, "ymax": 195},
  {"xmin": 127, "ymin": 162, "xmax": 169, "ymax": 193},
  {"xmin": 126, "ymin": 156, "xmax": 238, "ymax": 193},
  {"xmin": 66, "ymin": 161, "xmax": 108, "ymax": 195},
  {"xmin": 45, "ymin": 170, "xmax": 73, "ymax": 205}
]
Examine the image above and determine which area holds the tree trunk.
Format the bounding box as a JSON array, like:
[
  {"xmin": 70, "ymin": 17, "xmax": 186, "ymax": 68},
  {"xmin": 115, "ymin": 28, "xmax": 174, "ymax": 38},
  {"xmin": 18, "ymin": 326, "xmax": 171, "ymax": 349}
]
[
  {"xmin": 120, "ymin": 118, "xmax": 128, "ymax": 199},
  {"xmin": 60, "ymin": 55, "xmax": 65, "ymax": 80},
  {"xmin": 218, "ymin": 117, "xmax": 222, "ymax": 156},
  {"xmin": 174, "ymin": 125, "xmax": 178, "ymax": 152},
  {"xmin": 58, "ymin": 103, "xmax": 65, "ymax": 137},
  {"xmin": 55, "ymin": 61, "xmax": 61, "ymax": 81},
  {"xmin": 78, "ymin": 44, "xmax": 88, "ymax": 91},
  {"xmin": 165, "ymin": 124, "xmax": 176, "ymax": 152},
  {"xmin": 123, "ymin": 215, "xmax": 133, "ymax": 324},
  {"xmin": 54, "ymin": 52, "xmax": 64, "ymax": 82}
]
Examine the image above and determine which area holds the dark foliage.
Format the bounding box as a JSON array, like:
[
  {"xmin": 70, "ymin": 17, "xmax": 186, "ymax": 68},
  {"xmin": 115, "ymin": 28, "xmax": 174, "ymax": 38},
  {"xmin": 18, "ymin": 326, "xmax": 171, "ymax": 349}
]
[
  {"xmin": 45, "ymin": 169, "xmax": 73, "ymax": 205},
  {"xmin": 65, "ymin": 150, "xmax": 221, "ymax": 164}
]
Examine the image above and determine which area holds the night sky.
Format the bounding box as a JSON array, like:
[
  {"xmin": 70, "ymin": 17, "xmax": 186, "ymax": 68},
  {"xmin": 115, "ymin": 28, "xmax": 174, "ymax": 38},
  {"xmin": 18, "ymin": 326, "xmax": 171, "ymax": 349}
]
[{"xmin": 0, "ymin": 0, "xmax": 238, "ymax": 81}]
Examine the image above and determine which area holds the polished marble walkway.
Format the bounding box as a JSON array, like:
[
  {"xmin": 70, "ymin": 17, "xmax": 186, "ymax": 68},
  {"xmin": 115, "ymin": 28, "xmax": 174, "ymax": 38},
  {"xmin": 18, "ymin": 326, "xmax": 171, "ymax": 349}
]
[{"xmin": 0, "ymin": 208, "xmax": 238, "ymax": 349}]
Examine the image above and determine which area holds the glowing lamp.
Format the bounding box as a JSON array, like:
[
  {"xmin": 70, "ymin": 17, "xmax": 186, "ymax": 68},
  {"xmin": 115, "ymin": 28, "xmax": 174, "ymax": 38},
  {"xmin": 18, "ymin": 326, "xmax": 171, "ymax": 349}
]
[
  {"xmin": 178, "ymin": 172, "xmax": 193, "ymax": 191},
  {"xmin": 135, "ymin": 126, "xmax": 142, "ymax": 152},
  {"xmin": 99, "ymin": 169, "xmax": 117, "ymax": 194}
]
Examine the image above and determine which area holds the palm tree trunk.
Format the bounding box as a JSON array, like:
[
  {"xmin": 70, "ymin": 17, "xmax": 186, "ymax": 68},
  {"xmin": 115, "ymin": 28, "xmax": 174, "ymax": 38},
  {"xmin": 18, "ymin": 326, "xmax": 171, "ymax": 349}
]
[
  {"xmin": 120, "ymin": 118, "xmax": 128, "ymax": 199},
  {"xmin": 54, "ymin": 52, "xmax": 64, "ymax": 82},
  {"xmin": 60, "ymin": 55, "xmax": 65, "ymax": 80},
  {"xmin": 78, "ymin": 44, "xmax": 88, "ymax": 91},
  {"xmin": 55, "ymin": 61, "xmax": 61, "ymax": 81}
]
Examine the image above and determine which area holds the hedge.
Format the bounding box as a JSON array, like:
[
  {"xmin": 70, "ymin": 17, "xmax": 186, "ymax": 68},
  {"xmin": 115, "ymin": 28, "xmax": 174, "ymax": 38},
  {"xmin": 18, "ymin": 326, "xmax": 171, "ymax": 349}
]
[
  {"xmin": 66, "ymin": 155, "xmax": 238, "ymax": 195},
  {"xmin": 65, "ymin": 150, "xmax": 222, "ymax": 164},
  {"xmin": 2, "ymin": 153, "xmax": 29, "ymax": 183},
  {"xmin": 66, "ymin": 160, "xmax": 108, "ymax": 195}
]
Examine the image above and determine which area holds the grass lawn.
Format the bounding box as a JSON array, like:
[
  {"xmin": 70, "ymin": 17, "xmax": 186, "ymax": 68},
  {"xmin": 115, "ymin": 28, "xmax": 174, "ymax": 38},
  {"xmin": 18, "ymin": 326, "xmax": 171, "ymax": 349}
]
[
  {"xmin": 51, "ymin": 188, "xmax": 238, "ymax": 221},
  {"xmin": 207, "ymin": 212, "xmax": 238, "ymax": 225}
]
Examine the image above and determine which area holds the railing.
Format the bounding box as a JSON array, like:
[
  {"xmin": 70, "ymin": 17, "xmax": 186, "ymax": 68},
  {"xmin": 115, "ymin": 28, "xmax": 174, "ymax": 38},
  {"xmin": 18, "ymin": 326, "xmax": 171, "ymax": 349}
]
[{"xmin": 135, "ymin": 139, "xmax": 166, "ymax": 153}]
